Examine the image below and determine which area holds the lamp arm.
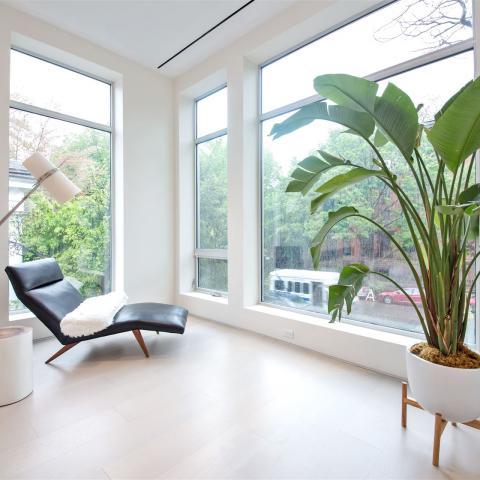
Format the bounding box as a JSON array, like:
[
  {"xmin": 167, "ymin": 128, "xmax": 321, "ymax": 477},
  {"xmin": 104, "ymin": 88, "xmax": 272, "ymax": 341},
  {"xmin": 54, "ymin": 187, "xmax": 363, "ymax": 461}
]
[{"xmin": 0, "ymin": 167, "xmax": 58, "ymax": 227}]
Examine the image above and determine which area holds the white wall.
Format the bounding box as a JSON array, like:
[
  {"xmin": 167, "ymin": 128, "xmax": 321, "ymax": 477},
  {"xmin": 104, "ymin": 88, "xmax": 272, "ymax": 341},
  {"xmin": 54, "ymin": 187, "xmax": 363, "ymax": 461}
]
[
  {"xmin": 173, "ymin": 0, "xmax": 432, "ymax": 379},
  {"xmin": 0, "ymin": 4, "xmax": 175, "ymax": 338}
]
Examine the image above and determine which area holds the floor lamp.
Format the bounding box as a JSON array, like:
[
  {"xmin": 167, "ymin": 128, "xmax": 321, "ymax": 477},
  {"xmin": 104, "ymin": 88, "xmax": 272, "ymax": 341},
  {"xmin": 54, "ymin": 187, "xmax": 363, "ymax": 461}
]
[
  {"xmin": 0, "ymin": 152, "xmax": 80, "ymax": 406},
  {"xmin": 0, "ymin": 152, "xmax": 81, "ymax": 226}
]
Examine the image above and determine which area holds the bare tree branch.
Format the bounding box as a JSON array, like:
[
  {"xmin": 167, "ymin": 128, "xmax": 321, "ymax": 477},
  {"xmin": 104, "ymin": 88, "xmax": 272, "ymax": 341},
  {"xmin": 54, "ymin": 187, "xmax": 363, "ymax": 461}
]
[{"xmin": 375, "ymin": 0, "xmax": 472, "ymax": 51}]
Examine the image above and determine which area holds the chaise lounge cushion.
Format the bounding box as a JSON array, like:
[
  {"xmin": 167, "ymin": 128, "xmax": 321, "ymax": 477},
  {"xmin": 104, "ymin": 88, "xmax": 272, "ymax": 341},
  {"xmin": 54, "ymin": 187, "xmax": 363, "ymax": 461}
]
[
  {"xmin": 114, "ymin": 303, "xmax": 187, "ymax": 334},
  {"xmin": 73, "ymin": 302, "xmax": 188, "ymax": 343}
]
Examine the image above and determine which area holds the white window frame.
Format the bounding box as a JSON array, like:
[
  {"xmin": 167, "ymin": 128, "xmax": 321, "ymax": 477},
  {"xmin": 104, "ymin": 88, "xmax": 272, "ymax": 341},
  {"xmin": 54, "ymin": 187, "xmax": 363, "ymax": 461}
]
[
  {"xmin": 258, "ymin": 0, "xmax": 477, "ymax": 346},
  {"xmin": 8, "ymin": 46, "xmax": 114, "ymax": 311},
  {"xmin": 194, "ymin": 84, "xmax": 228, "ymax": 295}
]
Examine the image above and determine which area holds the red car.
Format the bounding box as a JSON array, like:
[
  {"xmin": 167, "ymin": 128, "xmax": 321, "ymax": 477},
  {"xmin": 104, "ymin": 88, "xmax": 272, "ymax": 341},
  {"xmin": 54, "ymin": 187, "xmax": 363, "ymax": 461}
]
[
  {"xmin": 378, "ymin": 288, "xmax": 476, "ymax": 310},
  {"xmin": 377, "ymin": 288, "xmax": 422, "ymax": 305}
]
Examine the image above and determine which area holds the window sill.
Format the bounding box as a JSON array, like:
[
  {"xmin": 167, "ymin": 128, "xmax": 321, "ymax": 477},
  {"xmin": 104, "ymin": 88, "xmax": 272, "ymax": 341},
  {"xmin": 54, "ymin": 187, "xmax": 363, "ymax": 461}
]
[
  {"xmin": 181, "ymin": 290, "xmax": 228, "ymax": 305},
  {"xmin": 246, "ymin": 303, "xmax": 414, "ymax": 347},
  {"xmin": 9, "ymin": 311, "xmax": 35, "ymax": 322}
]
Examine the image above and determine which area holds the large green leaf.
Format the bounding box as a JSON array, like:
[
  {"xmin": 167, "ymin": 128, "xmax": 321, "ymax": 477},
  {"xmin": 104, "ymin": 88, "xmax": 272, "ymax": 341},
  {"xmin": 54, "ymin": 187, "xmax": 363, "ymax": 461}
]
[
  {"xmin": 328, "ymin": 264, "xmax": 370, "ymax": 321},
  {"xmin": 458, "ymin": 183, "xmax": 480, "ymax": 205},
  {"xmin": 269, "ymin": 101, "xmax": 375, "ymax": 140},
  {"xmin": 435, "ymin": 205, "xmax": 467, "ymax": 216},
  {"xmin": 286, "ymin": 150, "xmax": 347, "ymax": 195},
  {"xmin": 373, "ymin": 128, "xmax": 388, "ymax": 148},
  {"xmin": 436, "ymin": 185, "xmax": 480, "ymax": 239},
  {"xmin": 314, "ymin": 74, "xmax": 378, "ymax": 113},
  {"xmin": 310, "ymin": 206, "xmax": 358, "ymax": 268},
  {"xmin": 328, "ymin": 285, "xmax": 352, "ymax": 323},
  {"xmin": 428, "ymin": 76, "xmax": 480, "ymax": 172},
  {"xmin": 434, "ymin": 80, "xmax": 472, "ymax": 121},
  {"xmin": 315, "ymin": 167, "xmax": 388, "ymax": 196},
  {"xmin": 436, "ymin": 184, "xmax": 480, "ymax": 220},
  {"xmin": 311, "ymin": 206, "xmax": 357, "ymax": 254},
  {"xmin": 374, "ymin": 83, "xmax": 418, "ymax": 161},
  {"xmin": 314, "ymin": 74, "xmax": 418, "ymax": 160},
  {"xmin": 310, "ymin": 192, "xmax": 335, "ymax": 214}
]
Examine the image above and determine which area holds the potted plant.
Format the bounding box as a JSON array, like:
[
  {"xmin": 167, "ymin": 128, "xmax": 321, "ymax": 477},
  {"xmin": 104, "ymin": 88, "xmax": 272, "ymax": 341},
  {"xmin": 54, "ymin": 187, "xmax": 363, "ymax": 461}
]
[{"xmin": 271, "ymin": 73, "xmax": 480, "ymax": 423}]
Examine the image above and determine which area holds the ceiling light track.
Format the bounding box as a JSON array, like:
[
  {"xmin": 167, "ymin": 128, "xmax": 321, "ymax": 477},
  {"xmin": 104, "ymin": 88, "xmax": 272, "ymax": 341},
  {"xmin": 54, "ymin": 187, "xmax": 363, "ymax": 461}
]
[{"xmin": 157, "ymin": 0, "xmax": 256, "ymax": 69}]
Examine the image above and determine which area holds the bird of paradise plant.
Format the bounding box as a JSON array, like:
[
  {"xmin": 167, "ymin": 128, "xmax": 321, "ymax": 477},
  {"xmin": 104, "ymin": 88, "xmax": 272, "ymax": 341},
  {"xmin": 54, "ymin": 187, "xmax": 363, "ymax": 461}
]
[{"xmin": 270, "ymin": 74, "xmax": 480, "ymax": 358}]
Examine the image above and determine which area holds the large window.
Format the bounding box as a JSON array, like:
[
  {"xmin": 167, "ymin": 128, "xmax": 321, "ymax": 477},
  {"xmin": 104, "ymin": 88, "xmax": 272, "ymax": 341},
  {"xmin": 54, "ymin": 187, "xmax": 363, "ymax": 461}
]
[
  {"xmin": 194, "ymin": 86, "xmax": 228, "ymax": 293},
  {"xmin": 9, "ymin": 49, "xmax": 112, "ymax": 313},
  {"xmin": 261, "ymin": 0, "xmax": 475, "ymax": 340}
]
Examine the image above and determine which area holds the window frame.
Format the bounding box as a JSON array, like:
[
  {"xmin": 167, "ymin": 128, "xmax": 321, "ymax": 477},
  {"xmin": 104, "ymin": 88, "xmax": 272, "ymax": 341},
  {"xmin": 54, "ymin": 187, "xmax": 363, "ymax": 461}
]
[
  {"xmin": 8, "ymin": 46, "xmax": 115, "ymax": 314},
  {"xmin": 194, "ymin": 84, "xmax": 228, "ymax": 295},
  {"xmin": 258, "ymin": 0, "xmax": 477, "ymax": 345}
]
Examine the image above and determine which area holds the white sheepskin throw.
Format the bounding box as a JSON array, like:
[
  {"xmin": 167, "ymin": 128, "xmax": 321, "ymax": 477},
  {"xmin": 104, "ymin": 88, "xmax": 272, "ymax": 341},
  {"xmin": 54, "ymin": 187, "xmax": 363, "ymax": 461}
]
[{"xmin": 60, "ymin": 291, "xmax": 128, "ymax": 338}]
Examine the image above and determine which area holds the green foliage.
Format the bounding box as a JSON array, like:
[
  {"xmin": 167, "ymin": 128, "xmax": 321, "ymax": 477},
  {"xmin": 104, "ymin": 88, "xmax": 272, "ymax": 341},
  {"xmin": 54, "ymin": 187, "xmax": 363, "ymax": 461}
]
[
  {"xmin": 374, "ymin": 83, "xmax": 418, "ymax": 161},
  {"xmin": 314, "ymin": 166, "xmax": 389, "ymax": 196},
  {"xmin": 197, "ymin": 137, "xmax": 228, "ymax": 249},
  {"xmin": 275, "ymin": 73, "xmax": 480, "ymax": 356},
  {"xmin": 314, "ymin": 74, "xmax": 378, "ymax": 114},
  {"xmin": 270, "ymin": 100, "xmax": 375, "ymax": 140},
  {"xmin": 328, "ymin": 264, "xmax": 370, "ymax": 321},
  {"xmin": 310, "ymin": 206, "xmax": 359, "ymax": 269},
  {"xmin": 313, "ymin": 74, "xmax": 418, "ymax": 160},
  {"xmin": 11, "ymin": 128, "xmax": 111, "ymax": 299},
  {"xmin": 287, "ymin": 151, "xmax": 345, "ymax": 195},
  {"xmin": 428, "ymin": 78, "xmax": 480, "ymax": 172}
]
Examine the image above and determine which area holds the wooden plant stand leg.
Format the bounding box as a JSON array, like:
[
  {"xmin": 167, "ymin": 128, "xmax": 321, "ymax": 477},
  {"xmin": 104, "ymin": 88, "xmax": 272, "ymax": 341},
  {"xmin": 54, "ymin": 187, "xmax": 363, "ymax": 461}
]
[
  {"xmin": 45, "ymin": 342, "xmax": 78, "ymax": 364},
  {"xmin": 401, "ymin": 382, "xmax": 480, "ymax": 467},
  {"xmin": 402, "ymin": 382, "xmax": 407, "ymax": 427},
  {"xmin": 132, "ymin": 329, "xmax": 149, "ymax": 358},
  {"xmin": 401, "ymin": 381, "xmax": 423, "ymax": 429},
  {"xmin": 433, "ymin": 413, "xmax": 447, "ymax": 467}
]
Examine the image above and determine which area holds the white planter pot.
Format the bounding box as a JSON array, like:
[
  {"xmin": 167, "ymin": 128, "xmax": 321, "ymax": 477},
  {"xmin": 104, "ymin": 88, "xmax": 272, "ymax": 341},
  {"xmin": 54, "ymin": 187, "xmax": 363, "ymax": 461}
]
[{"xmin": 406, "ymin": 346, "xmax": 480, "ymax": 423}]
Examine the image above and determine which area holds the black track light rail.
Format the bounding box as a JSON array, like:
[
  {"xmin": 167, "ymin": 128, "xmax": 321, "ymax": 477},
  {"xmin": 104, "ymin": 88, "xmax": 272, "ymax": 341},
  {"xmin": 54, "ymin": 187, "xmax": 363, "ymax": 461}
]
[{"xmin": 157, "ymin": 0, "xmax": 256, "ymax": 69}]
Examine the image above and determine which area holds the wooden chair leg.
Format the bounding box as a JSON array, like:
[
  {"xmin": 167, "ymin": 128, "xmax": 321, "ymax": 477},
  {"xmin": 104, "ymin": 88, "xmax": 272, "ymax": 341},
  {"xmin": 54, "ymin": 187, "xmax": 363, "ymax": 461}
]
[
  {"xmin": 433, "ymin": 413, "xmax": 447, "ymax": 467},
  {"xmin": 132, "ymin": 329, "xmax": 149, "ymax": 358},
  {"xmin": 45, "ymin": 343, "xmax": 78, "ymax": 364}
]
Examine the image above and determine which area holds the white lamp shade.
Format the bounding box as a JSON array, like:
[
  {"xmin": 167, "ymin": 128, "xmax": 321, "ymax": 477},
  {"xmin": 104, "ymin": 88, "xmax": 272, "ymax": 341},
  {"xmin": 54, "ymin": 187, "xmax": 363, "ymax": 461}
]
[{"xmin": 23, "ymin": 153, "xmax": 81, "ymax": 204}]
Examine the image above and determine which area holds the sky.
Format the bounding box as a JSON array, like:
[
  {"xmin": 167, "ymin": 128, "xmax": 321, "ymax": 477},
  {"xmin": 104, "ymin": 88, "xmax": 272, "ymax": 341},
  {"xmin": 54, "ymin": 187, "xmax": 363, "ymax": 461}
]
[{"xmin": 10, "ymin": 49, "xmax": 110, "ymax": 126}]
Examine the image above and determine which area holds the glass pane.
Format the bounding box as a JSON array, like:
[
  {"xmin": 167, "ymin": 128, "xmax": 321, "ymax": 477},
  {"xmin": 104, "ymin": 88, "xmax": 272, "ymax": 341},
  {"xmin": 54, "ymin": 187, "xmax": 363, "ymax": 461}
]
[
  {"xmin": 262, "ymin": 0, "xmax": 473, "ymax": 112},
  {"xmin": 196, "ymin": 87, "xmax": 227, "ymax": 137},
  {"xmin": 10, "ymin": 50, "xmax": 111, "ymax": 125},
  {"xmin": 9, "ymin": 109, "xmax": 111, "ymax": 313},
  {"xmin": 198, "ymin": 258, "xmax": 228, "ymax": 292},
  {"xmin": 379, "ymin": 50, "xmax": 473, "ymax": 123},
  {"xmin": 197, "ymin": 135, "xmax": 228, "ymax": 249},
  {"xmin": 262, "ymin": 53, "xmax": 474, "ymax": 339}
]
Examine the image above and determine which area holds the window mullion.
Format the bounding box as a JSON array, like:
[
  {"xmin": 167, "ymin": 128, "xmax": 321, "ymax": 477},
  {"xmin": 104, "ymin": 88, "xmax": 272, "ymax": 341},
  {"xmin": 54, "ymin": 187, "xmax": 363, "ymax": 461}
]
[
  {"xmin": 195, "ymin": 128, "xmax": 228, "ymax": 144},
  {"xmin": 10, "ymin": 100, "xmax": 112, "ymax": 133}
]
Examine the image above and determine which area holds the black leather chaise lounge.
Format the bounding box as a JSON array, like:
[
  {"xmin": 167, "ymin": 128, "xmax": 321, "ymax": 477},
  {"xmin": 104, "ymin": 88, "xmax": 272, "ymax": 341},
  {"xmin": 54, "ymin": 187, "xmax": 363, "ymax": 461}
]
[{"xmin": 6, "ymin": 258, "xmax": 188, "ymax": 364}]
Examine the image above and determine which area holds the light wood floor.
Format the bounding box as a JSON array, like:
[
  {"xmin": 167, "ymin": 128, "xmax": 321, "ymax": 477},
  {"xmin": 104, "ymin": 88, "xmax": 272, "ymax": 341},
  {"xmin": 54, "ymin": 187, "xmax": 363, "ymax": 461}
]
[{"xmin": 1, "ymin": 316, "xmax": 479, "ymax": 479}]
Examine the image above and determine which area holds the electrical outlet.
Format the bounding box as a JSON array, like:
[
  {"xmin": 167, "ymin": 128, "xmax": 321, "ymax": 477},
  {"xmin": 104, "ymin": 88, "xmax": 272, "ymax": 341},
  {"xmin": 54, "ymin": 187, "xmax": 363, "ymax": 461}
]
[{"xmin": 282, "ymin": 328, "xmax": 294, "ymax": 339}]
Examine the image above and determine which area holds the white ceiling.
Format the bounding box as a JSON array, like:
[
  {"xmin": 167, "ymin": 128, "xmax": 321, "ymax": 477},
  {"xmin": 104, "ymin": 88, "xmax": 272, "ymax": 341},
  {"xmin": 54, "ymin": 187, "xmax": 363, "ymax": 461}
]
[{"xmin": 5, "ymin": 0, "xmax": 295, "ymax": 77}]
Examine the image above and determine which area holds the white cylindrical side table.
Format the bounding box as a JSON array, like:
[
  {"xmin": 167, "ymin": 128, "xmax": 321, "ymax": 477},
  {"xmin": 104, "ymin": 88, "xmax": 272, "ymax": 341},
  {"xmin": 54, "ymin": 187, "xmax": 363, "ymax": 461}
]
[{"xmin": 0, "ymin": 326, "xmax": 33, "ymax": 406}]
